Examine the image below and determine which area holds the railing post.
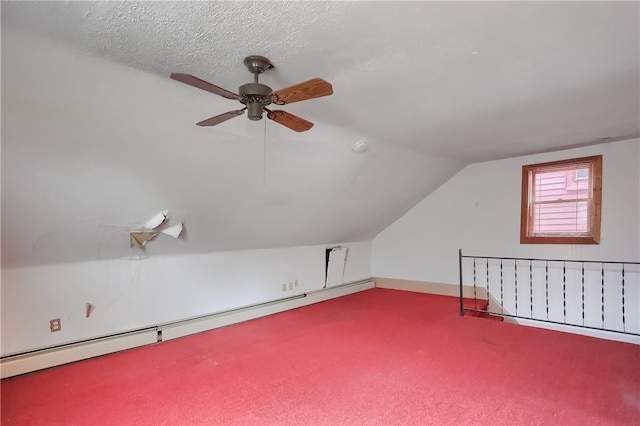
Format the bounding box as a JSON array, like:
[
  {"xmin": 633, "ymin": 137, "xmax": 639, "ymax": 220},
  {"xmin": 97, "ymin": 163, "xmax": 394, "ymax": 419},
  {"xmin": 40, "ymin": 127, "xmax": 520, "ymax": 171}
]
[
  {"xmin": 459, "ymin": 249, "xmax": 464, "ymax": 317},
  {"xmin": 622, "ymin": 264, "xmax": 626, "ymax": 333},
  {"xmin": 486, "ymin": 259, "xmax": 490, "ymax": 311}
]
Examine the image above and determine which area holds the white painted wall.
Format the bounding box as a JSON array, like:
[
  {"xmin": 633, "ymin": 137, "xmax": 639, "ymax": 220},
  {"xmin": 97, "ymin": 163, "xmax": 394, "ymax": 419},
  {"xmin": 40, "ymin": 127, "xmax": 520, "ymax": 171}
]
[
  {"xmin": 1, "ymin": 241, "xmax": 371, "ymax": 355},
  {"xmin": 372, "ymin": 139, "xmax": 640, "ymax": 340},
  {"xmin": 372, "ymin": 138, "xmax": 640, "ymax": 341},
  {"xmin": 373, "ymin": 138, "xmax": 639, "ymax": 284}
]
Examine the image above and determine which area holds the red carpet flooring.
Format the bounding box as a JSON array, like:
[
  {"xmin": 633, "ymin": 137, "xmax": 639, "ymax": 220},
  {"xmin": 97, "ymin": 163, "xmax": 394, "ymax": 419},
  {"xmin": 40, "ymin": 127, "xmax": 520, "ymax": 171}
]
[{"xmin": 2, "ymin": 288, "xmax": 639, "ymax": 425}]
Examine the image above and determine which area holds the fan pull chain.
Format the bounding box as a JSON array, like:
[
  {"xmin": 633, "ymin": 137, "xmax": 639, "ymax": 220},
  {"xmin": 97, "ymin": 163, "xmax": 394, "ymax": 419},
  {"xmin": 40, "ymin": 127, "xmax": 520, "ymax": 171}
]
[{"xmin": 263, "ymin": 118, "xmax": 267, "ymax": 184}]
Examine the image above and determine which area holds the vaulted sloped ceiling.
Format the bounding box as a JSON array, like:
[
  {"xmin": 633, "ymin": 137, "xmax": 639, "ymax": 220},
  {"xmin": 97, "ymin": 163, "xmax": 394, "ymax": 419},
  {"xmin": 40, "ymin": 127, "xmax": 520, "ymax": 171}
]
[{"xmin": 2, "ymin": 1, "xmax": 638, "ymax": 267}]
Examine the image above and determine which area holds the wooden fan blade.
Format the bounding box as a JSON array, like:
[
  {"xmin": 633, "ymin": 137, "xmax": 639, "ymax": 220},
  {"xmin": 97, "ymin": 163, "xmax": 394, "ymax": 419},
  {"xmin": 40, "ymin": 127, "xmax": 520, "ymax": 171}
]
[
  {"xmin": 270, "ymin": 78, "xmax": 333, "ymax": 105},
  {"xmin": 170, "ymin": 73, "xmax": 242, "ymax": 100},
  {"xmin": 266, "ymin": 110, "xmax": 314, "ymax": 132},
  {"xmin": 196, "ymin": 110, "xmax": 245, "ymax": 126}
]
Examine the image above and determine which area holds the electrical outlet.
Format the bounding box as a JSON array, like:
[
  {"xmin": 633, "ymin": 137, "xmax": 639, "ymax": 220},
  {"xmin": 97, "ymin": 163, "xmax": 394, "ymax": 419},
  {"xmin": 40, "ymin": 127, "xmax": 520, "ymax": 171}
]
[
  {"xmin": 294, "ymin": 279, "xmax": 298, "ymax": 287},
  {"xmin": 281, "ymin": 283, "xmax": 287, "ymax": 292},
  {"xmin": 50, "ymin": 318, "xmax": 61, "ymax": 333},
  {"xmin": 289, "ymin": 282, "xmax": 293, "ymax": 290}
]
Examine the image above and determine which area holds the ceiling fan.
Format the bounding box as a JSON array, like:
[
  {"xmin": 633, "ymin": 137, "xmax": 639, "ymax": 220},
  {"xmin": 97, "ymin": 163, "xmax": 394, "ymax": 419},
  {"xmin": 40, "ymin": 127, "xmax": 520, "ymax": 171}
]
[{"xmin": 171, "ymin": 56, "xmax": 333, "ymax": 132}]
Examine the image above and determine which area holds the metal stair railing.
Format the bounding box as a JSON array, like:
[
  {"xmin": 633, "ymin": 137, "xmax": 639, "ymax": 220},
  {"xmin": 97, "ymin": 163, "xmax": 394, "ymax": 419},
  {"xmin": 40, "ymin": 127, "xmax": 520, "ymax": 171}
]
[{"xmin": 458, "ymin": 249, "xmax": 640, "ymax": 336}]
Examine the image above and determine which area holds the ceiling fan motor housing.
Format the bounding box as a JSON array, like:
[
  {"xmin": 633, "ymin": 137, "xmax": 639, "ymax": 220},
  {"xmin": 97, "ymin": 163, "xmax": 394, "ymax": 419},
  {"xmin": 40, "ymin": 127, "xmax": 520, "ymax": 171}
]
[{"xmin": 239, "ymin": 82, "xmax": 273, "ymax": 120}]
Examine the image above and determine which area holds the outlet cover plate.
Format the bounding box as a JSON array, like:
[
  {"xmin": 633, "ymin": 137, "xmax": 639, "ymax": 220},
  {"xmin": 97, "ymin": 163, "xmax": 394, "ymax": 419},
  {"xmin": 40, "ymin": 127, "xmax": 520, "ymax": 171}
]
[{"xmin": 50, "ymin": 318, "xmax": 61, "ymax": 332}]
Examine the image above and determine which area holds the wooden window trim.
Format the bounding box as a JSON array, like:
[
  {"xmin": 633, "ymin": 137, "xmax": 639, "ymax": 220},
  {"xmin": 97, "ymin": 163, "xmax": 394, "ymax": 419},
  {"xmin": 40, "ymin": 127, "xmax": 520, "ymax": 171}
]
[{"xmin": 520, "ymin": 155, "xmax": 602, "ymax": 245}]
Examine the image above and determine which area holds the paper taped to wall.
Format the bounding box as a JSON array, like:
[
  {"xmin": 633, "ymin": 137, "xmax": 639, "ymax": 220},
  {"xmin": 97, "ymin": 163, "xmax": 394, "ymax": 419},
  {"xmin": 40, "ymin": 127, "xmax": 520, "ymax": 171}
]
[
  {"xmin": 144, "ymin": 210, "xmax": 169, "ymax": 230},
  {"xmin": 130, "ymin": 210, "xmax": 183, "ymax": 249},
  {"xmin": 130, "ymin": 232, "xmax": 159, "ymax": 248},
  {"xmin": 160, "ymin": 222, "xmax": 183, "ymax": 238}
]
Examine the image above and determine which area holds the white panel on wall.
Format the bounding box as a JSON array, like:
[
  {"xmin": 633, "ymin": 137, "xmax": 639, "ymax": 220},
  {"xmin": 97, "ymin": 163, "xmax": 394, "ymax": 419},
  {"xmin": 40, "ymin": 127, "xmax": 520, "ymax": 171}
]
[{"xmin": 326, "ymin": 247, "xmax": 348, "ymax": 288}]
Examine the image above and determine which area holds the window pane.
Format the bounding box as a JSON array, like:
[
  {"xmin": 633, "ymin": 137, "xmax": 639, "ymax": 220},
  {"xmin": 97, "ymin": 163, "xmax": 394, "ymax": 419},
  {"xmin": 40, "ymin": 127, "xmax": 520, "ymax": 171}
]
[
  {"xmin": 576, "ymin": 168, "xmax": 589, "ymax": 180},
  {"xmin": 533, "ymin": 200, "xmax": 589, "ymax": 234},
  {"xmin": 534, "ymin": 169, "xmax": 589, "ymax": 202}
]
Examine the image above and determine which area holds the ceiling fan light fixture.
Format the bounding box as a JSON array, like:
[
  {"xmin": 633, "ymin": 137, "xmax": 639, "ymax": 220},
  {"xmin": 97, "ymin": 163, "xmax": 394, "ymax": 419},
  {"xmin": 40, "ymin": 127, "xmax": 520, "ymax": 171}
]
[{"xmin": 247, "ymin": 102, "xmax": 264, "ymax": 121}]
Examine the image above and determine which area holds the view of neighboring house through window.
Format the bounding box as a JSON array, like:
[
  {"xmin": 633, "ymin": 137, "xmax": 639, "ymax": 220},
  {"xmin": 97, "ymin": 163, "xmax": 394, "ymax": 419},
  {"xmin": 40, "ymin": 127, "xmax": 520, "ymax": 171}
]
[{"xmin": 520, "ymin": 155, "xmax": 602, "ymax": 244}]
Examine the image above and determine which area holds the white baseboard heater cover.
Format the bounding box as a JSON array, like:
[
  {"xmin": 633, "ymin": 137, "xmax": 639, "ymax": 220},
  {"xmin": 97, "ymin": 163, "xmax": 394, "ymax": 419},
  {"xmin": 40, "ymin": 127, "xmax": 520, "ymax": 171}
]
[
  {"xmin": 1, "ymin": 279, "xmax": 374, "ymax": 378},
  {"xmin": 1, "ymin": 329, "xmax": 158, "ymax": 379}
]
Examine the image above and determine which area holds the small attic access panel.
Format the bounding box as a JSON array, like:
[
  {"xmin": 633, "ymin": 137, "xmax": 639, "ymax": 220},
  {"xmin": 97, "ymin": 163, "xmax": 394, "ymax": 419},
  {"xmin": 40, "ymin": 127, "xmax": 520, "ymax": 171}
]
[{"xmin": 325, "ymin": 246, "xmax": 348, "ymax": 288}]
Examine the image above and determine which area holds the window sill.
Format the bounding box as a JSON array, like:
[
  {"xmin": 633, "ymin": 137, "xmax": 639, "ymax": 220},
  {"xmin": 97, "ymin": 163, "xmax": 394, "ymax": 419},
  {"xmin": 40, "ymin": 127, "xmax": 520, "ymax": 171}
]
[{"xmin": 520, "ymin": 235, "xmax": 600, "ymax": 245}]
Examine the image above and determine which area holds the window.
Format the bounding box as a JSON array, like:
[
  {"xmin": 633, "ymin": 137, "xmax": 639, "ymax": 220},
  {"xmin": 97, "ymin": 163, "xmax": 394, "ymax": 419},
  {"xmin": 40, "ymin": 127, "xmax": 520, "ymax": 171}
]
[{"xmin": 520, "ymin": 155, "xmax": 602, "ymax": 244}]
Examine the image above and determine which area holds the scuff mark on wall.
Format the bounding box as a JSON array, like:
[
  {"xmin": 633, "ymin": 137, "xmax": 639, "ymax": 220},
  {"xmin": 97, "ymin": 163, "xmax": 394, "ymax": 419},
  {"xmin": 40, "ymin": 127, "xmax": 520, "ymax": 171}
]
[
  {"xmin": 105, "ymin": 293, "xmax": 124, "ymax": 309},
  {"xmin": 85, "ymin": 303, "xmax": 94, "ymax": 318},
  {"xmin": 31, "ymin": 232, "xmax": 55, "ymax": 255},
  {"xmin": 105, "ymin": 256, "xmax": 144, "ymax": 308}
]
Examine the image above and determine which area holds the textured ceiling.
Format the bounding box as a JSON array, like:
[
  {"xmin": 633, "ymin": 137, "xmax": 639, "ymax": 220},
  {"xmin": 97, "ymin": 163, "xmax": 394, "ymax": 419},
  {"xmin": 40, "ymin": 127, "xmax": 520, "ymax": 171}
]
[{"xmin": 2, "ymin": 1, "xmax": 639, "ymax": 267}]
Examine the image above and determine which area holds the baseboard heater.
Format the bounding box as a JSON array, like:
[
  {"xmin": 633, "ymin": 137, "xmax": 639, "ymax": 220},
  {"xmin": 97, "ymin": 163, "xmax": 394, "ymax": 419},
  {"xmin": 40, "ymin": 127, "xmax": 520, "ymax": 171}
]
[{"xmin": 1, "ymin": 279, "xmax": 374, "ymax": 379}]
